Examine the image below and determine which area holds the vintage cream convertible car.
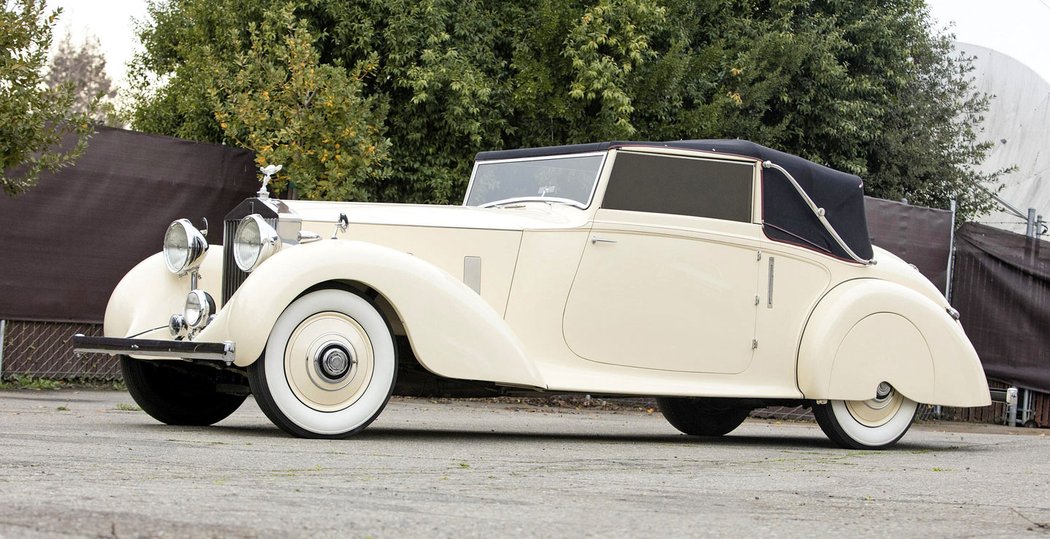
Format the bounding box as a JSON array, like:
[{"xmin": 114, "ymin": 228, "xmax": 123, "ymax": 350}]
[{"xmin": 75, "ymin": 140, "xmax": 994, "ymax": 449}]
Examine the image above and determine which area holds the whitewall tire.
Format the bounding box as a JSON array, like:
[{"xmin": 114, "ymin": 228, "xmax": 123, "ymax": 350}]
[
  {"xmin": 813, "ymin": 383, "xmax": 918, "ymax": 449},
  {"xmin": 248, "ymin": 288, "xmax": 397, "ymax": 438}
]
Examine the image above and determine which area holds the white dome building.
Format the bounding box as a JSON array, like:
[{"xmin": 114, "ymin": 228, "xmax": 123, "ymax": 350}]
[{"xmin": 960, "ymin": 42, "xmax": 1050, "ymax": 235}]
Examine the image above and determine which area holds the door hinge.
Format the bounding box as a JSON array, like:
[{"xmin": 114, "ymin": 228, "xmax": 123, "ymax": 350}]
[
  {"xmin": 754, "ymin": 295, "xmax": 760, "ymax": 306},
  {"xmin": 752, "ymin": 339, "xmax": 758, "ymax": 350}
]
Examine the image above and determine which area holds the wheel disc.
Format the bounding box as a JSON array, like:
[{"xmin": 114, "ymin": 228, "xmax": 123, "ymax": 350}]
[
  {"xmin": 844, "ymin": 387, "xmax": 905, "ymax": 428},
  {"xmin": 284, "ymin": 311, "xmax": 375, "ymax": 412}
]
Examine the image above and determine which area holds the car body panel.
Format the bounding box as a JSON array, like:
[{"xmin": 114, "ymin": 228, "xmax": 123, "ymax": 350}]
[
  {"xmin": 564, "ymin": 210, "xmax": 762, "ymax": 374},
  {"xmin": 798, "ymin": 278, "xmax": 990, "ymax": 407},
  {"xmin": 197, "ymin": 239, "xmax": 546, "ymax": 387},
  {"xmin": 103, "ymin": 252, "xmax": 220, "ymax": 346}
]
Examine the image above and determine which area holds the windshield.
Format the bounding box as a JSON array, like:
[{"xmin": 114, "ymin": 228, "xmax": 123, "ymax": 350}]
[{"xmin": 464, "ymin": 153, "xmax": 606, "ymax": 208}]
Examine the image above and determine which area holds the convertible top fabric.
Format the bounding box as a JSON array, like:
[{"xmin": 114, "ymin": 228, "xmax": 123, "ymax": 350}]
[{"xmin": 477, "ymin": 140, "xmax": 873, "ymax": 261}]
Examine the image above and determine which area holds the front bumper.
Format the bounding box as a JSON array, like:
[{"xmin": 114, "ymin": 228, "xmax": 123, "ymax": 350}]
[{"xmin": 73, "ymin": 334, "xmax": 236, "ymax": 365}]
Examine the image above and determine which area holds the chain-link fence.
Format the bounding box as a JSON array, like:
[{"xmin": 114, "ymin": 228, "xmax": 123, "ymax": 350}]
[{"xmin": 0, "ymin": 320, "xmax": 119, "ymax": 380}]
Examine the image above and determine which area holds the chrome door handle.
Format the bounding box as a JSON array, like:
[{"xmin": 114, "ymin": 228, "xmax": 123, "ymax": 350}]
[{"xmin": 591, "ymin": 235, "xmax": 617, "ymax": 244}]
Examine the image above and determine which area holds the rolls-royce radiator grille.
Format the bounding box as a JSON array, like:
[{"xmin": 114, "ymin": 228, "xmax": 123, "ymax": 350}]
[{"xmin": 221, "ymin": 216, "xmax": 277, "ymax": 305}]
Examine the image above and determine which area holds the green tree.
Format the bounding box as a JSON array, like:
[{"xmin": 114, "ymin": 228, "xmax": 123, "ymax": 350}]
[
  {"xmin": 129, "ymin": 0, "xmax": 1003, "ymax": 220},
  {"xmin": 677, "ymin": 0, "xmax": 1003, "ymax": 219},
  {"xmin": 0, "ymin": 0, "xmax": 93, "ymax": 196},
  {"xmin": 312, "ymin": 0, "xmax": 509, "ymax": 203},
  {"xmin": 505, "ymin": 0, "xmax": 676, "ymax": 145},
  {"xmin": 211, "ymin": 5, "xmax": 388, "ymax": 200}
]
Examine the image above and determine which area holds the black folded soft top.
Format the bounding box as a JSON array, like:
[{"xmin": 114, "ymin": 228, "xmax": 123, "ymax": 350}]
[{"xmin": 475, "ymin": 140, "xmax": 873, "ymax": 262}]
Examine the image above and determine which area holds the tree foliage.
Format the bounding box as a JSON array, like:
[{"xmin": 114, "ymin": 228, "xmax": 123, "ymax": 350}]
[
  {"xmin": 45, "ymin": 32, "xmax": 119, "ymax": 125},
  {"xmin": 129, "ymin": 0, "xmax": 1003, "ymax": 219},
  {"xmin": 0, "ymin": 0, "xmax": 93, "ymax": 196},
  {"xmin": 212, "ymin": 5, "xmax": 388, "ymax": 200}
]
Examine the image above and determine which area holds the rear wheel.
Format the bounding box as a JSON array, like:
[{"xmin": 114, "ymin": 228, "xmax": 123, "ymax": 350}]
[
  {"xmin": 813, "ymin": 383, "xmax": 918, "ymax": 449},
  {"xmin": 657, "ymin": 397, "xmax": 752, "ymax": 436},
  {"xmin": 248, "ymin": 288, "xmax": 397, "ymax": 438},
  {"xmin": 121, "ymin": 356, "xmax": 247, "ymax": 426}
]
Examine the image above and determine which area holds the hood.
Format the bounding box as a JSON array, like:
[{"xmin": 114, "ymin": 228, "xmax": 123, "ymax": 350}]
[{"xmin": 282, "ymin": 200, "xmax": 590, "ymax": 231}]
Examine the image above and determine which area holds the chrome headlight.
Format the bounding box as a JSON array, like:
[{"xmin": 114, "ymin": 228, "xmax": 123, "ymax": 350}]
[
  {"xmin": 184, "ymin": 290, "xmax": 215, "ymax": 329},
  {"xmin": 163, "ymin": 219, "xmax": 209, "ymax": 275},
  {"xmin": 234, "ymin": 214, "xmax": 281, "ymax": 272}
]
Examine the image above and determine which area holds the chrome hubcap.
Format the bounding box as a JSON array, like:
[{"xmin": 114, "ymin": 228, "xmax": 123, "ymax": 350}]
[
  {"xmin": 284, "ymin": 311, "xmax": 375, "ymax": 413},
  {"xmin": 316, "ymin": 344, "xmax": 354, "ymax": 382}
]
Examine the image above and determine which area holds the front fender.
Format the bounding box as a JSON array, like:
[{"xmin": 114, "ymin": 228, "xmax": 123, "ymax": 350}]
[
  {"xmin": 798, "ymin": 279, "xmax": 990, "ymax": 407},
  {"xmin": 103, "ymin": 250, "xmax": 223, "ymax": 341},
  {"xmin": 195, "ymin": 240, "xmax": 545, "ymax": 389}
]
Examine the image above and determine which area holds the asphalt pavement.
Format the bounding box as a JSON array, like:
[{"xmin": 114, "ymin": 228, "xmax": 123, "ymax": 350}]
[{"xmin": 0, "ymin": 390, "xmax": 1047, "ymax": 538}]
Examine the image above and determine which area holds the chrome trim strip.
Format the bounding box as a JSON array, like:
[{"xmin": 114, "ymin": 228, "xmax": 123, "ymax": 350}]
[
  {"xmin": 72, "ymin": 334, "xmax": 236, "ymax": 365},
  {"xmin": 767, "ymin": 257, "xmax": 775, "ymax": 308},
  {"xmin": 761, "ymin": 160, "xmax": 875, "ymax": 265}
]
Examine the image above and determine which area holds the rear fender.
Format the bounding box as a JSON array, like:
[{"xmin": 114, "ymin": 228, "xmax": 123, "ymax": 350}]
[
  {"xmin": 195, "ymin": 240, "xmax": 545, "ymax": 388},
  {"xmin": 798, "ymin": 279, "xmax": 990, "ymax": 407}
]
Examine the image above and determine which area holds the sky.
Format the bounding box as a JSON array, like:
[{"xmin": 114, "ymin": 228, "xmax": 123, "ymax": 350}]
[
  {"xmin": 47, "ymin": 0, "xmax": 148, "ymax": 87},
  {"xmin": 45, "ymin": 0, "xmax": 1050, "ymax": 88},
  {"xmin": 926, "ymin": 0, "xmax": 1050, "ymax": 84}
]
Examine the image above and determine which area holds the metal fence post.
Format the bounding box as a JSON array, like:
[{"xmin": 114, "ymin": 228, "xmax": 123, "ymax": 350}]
[
  {"xmin": 945, "ymin": 199, "xmax": 957, "ymax": 303},
  {"xmin": 0, "ymin": 319, "xmax": 5, "ymax": 378},
  {"xmin": 1008, "ymin": 391, "xmax": 1018, "ymax": 427}
]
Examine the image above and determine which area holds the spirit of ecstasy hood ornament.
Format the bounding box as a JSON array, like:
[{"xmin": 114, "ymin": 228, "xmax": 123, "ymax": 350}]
[{"xmin": 258, "ymin": 164, "xmax": 282, "ymax": 199}]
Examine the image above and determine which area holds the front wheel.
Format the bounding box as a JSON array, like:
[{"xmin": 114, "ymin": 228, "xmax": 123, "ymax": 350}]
[
  {"xmin": 813, "ymin": 383, "xmax": 918, "ymax": 449},
  {"xmin": 657, "ymin": 397, "xmax": 752, "ymax": 436},
  {"xmin": 248, "ymin": 288, "xmax": 397, "ymax": 438}
]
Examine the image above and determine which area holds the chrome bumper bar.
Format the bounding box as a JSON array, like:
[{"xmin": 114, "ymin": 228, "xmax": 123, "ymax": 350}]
[
  {"xmin": 990, "ymin": 387, "xmax": 1018, "ymax": 405},
  {"xmin": 73, "ymin": 334, "xmax": 236, "ymax": 365}
]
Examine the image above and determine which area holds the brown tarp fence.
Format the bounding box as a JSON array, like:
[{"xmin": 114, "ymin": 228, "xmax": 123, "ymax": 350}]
[
  {"xmin": 864, "ymin": 197, "xmax": 953, "ymax": 294},
  {"xmin": 952, "ymin": 223, "xmax": 1050, "ymax": 393},
  {"xmin": 0, "ymin": 126, "xmax": 258, "ymax": 324}
]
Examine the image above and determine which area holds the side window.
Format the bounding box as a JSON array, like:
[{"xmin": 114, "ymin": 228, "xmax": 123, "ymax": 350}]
[{"xmin": 602, "ymin": 152, "xmax": 754, "ymax": 222}]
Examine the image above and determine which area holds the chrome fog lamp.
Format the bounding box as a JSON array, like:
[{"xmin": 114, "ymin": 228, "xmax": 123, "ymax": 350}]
[
  {"xmin": 168, "ymin": 314, "xmax": 187, "ymax": 338},
  {"xmin": 234, "ymin": 214, "xmax": 281, "ymax": 272},
  {"xmin": 163, "ymin": 219, "xmax": 209, "ymax": 275},
  {"xmin": 184, "ymin": 290, "xmax": 216, "ymax": 329}
]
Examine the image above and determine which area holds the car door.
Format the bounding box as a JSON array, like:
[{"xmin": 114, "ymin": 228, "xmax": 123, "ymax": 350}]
[{"xmin": 562, "ymin": 151, "xmax": 762, "ymax": 374}]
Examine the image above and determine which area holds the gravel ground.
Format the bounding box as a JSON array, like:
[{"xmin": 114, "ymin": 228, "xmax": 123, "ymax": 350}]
[{"xmin": 0, "ymin": 390, "xmax": 1047, "ymax": 538}]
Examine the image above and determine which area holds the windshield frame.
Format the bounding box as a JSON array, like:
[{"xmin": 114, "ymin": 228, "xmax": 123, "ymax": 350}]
[{"xmin": 462, "ymin": 151, "xmax": 609, "ymax": 210}]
